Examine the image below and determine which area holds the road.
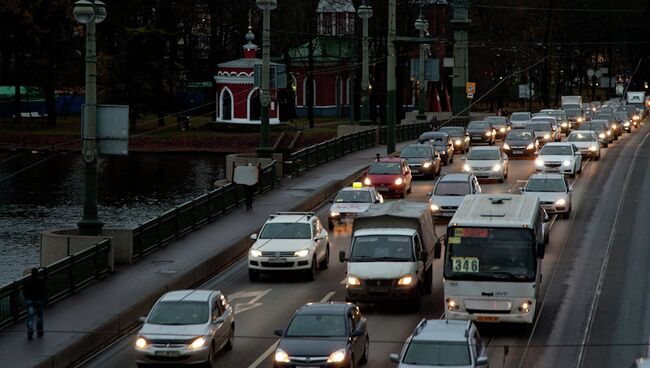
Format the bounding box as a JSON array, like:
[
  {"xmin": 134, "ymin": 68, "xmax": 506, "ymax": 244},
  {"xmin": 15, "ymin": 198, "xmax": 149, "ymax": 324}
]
[{"xmin": 80, "ymin": 122, "xmax": 649, "ymax": 368}]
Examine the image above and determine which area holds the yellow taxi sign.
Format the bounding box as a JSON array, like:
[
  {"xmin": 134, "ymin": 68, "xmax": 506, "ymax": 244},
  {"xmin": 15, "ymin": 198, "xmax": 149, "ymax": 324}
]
[{"xmin": 352, "ymin": 182, "xmax": 363, "ymax": 189}]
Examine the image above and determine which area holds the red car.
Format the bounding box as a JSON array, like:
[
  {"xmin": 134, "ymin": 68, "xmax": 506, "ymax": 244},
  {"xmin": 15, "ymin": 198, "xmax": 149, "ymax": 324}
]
[{"xmin": 363, "ymin": 158, "xmax": 412, "ymax": 198}]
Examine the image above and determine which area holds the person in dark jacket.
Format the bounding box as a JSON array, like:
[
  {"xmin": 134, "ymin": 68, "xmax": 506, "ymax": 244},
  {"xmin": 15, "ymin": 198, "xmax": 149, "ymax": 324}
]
[
  {"xmin": 23, "ymin": 268, "xmax": 47, "ymax": 339},
  {"xmin": 244, "ymin": 183, "xmax": 255, "ymax": 211}
]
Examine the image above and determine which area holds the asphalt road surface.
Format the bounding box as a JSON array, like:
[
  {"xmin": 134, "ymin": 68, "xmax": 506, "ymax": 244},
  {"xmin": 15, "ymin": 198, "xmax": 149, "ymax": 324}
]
[{"xmin": 79, "ymin": 122, "xmax": 649, "ymax": 368}]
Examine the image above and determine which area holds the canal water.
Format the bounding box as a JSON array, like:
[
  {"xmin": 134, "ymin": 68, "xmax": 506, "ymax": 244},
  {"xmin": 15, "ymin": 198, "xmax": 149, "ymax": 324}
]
[{"xmin": 0, "ymin": 151, "xmax": 226, "ymax": 286}]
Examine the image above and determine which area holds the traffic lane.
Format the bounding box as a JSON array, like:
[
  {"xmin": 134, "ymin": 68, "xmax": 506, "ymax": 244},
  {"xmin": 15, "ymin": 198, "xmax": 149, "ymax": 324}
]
[
  {"xmin": 581, "ymin": 129, "xmax": 650, "ymax": 367},
  {"xmin": 517, "ymin": 123, "xmax": 649, "ymax": 367}
]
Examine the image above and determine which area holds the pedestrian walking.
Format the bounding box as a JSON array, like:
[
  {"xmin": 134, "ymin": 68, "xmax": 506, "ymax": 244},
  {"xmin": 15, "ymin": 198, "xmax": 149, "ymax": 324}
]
[
  {"xmin": 233, "ymin": 163, "xmax": 260, "ymax": 212},
  {"xmin": 244, "ymin": 183, "xmax": 255, "ymax": 211},
  {"xmin": 23, "ymin": 268, "xmax": 47, "ymax": 339}
]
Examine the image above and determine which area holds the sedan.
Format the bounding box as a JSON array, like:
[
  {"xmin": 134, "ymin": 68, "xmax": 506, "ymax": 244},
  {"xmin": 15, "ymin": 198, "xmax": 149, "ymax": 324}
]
[
  {"xmin": 273, "ymin": 302, "xmax": 369, "ymax": 368},
  {"xmin": 437, "ymin": 126, "xmax": 470, "ymax": 153},
  {"xmin": 521, "ymin": 173, "xmax": 572, "ymax": 219},
  {"xmin": 363, "ymin": 158, "xmax": 412, "ymax": 198},
  {"xmin": 502, "ymin": 129, "xmax": 538, "ymax": 158},
  {"xmin": 400, "ymin": 144, "xmax": 441, "ymax": 179},
  {"xmin": 581, "ymin": 121, "xmax": 611, "ymax": 147},
  {"xmin": 135, "ymin": 290, "xmax": 234, "ymax": 368},
  {"xmin": 463, "ymin": 146, "xmax": 509, "ymax": 183},
  {"xmin": 566, "ymin": 130, "xmax": 600, "ymax": 160},
  {"xmin": 417, "ymin": 131, "xmax": 454, "ymax": 165},
  {"xmin": 484, "ymin": 116, "xmax": 511, "ymax": 139},
  {"xmin": 510, "ymin": 111, "xmax": 532, "ymax": 129},
  {"xmin": 466, "ymin": 120, "xmax": 496, "ymax": 145},
  {"xmin": 535, "ymin": 142, "xmax": 582, "ymax": 178},
  {"xmin": 429, "ymin": 173, "xmax": 481, "ymax": 219}
]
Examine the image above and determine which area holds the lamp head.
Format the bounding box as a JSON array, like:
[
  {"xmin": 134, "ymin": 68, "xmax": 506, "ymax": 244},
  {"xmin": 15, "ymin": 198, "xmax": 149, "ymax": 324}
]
[
  {"xmin": 73, "ymin": 0, "xmax": 95, "ymax": 24},
  {"xmin": 94, "ymin": 1, "xmax": 107, "ymax": 23},
  {"xmin": 256, "ymin": 0, "xmax": 277, "ymax": 10}
]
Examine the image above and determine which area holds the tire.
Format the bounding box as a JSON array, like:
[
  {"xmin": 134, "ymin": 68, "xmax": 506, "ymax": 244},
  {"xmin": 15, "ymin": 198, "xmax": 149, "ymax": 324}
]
[
  {"xmin": 407, "ymin": 182, "xmax": 412, "ymax": 194},
  {"xmin": 248, "ymin": 269, "xmax": 259, "ymax": 282},
  {"xmin": 319, "ymin": 246, "xmax": 330, "ymax": 270},
  {"xmin": 504, "ymin": 167, "xmax": 508, "ymax": 179},
  {"xmin": 595, "ymin": 154, "xmax": 600, "ymax": 161},
  {"xmin": 449, "ymin": 154, "xmax": 453, "ymax": 164},
  {"xmin": 359, "ymin": 337, "xmax": 369, "ymax": 365},
  {"xmin": 203, "ymin": 343, "xmax": 215, "ymax": 368},
  {"xmin": 443, "ymin": 156, "xmax": 449, "ymax": 166},
  {"xmin": 224, "ymin": 325, "xmax": 235, "ymax": 351},
  {"xmin": 424, "ymin": 267, "xmax": 433, "ymax": 295},
  {"xmin": 305, "ymin": 257, "xmax": 317, "ymax": 281},
  {"xmin": 498, "ymin": 178, "xmax": 504, "ymax": 183},
  {"xmin": 328, "ymin": 220, "xmax": 334, "ymax": 231},
  {"xmin": 349, "ymin": 354, "xmax": 357, "ymax": 368},
  {"xmin": 399, "ymin": 191, "xmax": 405, "ymax": 199},
  {"xmin": 409, "ymin": 294, "xmax": 421, "ymax": 312}
]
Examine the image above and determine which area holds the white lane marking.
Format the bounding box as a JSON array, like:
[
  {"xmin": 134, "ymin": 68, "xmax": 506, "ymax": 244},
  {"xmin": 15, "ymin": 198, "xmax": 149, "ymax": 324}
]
[
  {"xmin": 230, "ymin": 289, "xmax": 272, "ymax": 315},
  {"xmin": 576, "ymin": 130, "xmax": 650, "ymax": 368},
  {"xmin": 246, "ymin": 291, "xmax": 337, "ymax": 368}
]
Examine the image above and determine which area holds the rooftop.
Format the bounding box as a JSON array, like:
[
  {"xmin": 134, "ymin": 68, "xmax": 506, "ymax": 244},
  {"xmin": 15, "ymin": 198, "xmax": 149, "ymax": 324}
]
[
  {"xmin": 297, "ymin": 302, "xmax": 351, "ymax": 315},
  {"xmin": 411, "ymin": 319, "xmax": 471, "ymax": 342},
  {"xmin": 160, "ymin": 289, "xmax": 215, "ymax": 302}
]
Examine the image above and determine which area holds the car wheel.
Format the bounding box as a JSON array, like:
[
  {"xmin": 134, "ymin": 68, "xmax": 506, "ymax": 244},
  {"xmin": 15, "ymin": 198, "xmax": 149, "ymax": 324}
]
[
  {"xmin": 328, "ymin": 220, "xmax": 334, "ymax": 231},
  {"xmin": 577, "ymin": 164, "xmax": 582, "ymax": 174},
  {"xmin": 443, "ymin": 157, "xmax": 449, "ymax": 166},
  {"xmin": 595, "ymin": 154, "xmax": 600, "ymax": 161},
  {"xmin": 224, "ymin": 325, "xmax": 235, "ymax": 351},
  {"xmin": 399, "ymin": 191, "xmax": 405, "ymax": 199},
  {"xmin": 498, "ymin": 178, "xmax": 504, "ymax": 183},
  {"xmin": 203, "ymin": 343, "xmax": 215, "ymax": 368},
  {"xmin": 449, "ymin": 154, "xmax": 454, "ymax": 164},
  {"xmin": 248, "ymin": 269, "xmax": 259, "ymax": 282},
  {"xmin": 319, "ymin": 245, "xmax": 330, "ymax": 270},
  {"xmin": 136, "ymin": 364, "xmax": 149, "ymax": 368},
  {"xmin": 349, "ymin": 354, "xmax": 357, "ymax": 368},
  {"xmin": 359, "ymin": 337, "xmax": 369, "ymax": 365},
  {"xmin": 305, "ymin": 257, "xmax": 317, "ymax": 281},
  {"xmin": 407, "ymin": 182, "xmax": 412, "ymax": 194},
  {"xmin": 504, "ymin": 166, "xmax": 508, "ymax": 179}
]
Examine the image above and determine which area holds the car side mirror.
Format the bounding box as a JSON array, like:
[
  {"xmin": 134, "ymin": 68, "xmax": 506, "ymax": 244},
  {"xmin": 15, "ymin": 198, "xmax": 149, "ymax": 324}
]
[
  {"xmin": 274, "ymin": 329, "xmax": 284, "ymax": 337},
  {"xmin": 389, "ymin": 353, "xmax": 400, "ymax": 363},
  {"xmin": 519, "ymin": 187, "xmax": 525, "ymax": 193},
  {"xmin": 138, "ymin": 316, "xmax": 147, "ymax": 323},
  {"xmin": 250, "ymin": 233, "xmax": 258, "ymax": 240},
  {"xmin": 339, "ymin": 251, "xmax": 348, "ymax": 262},
  {"xmin": 351, "ymin": 329, "xmax": 365, "ymax": 337},
  {"xmin": 476, "ymin": 356, "xmax": 489, "ymax": 366},
  {"xmin": 213, "ymin": 315, "xmax": 226, "ymax": 324},
  {"xmin": 315, "ymin": 233, "xmax": 326, "ymax": 240}
]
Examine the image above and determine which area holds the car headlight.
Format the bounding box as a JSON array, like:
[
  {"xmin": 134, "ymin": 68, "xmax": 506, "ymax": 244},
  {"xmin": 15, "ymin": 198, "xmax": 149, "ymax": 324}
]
[
  {"xmin": 363, "ymin": 177, "xmax": 371, "ymax": 185},
  {"xmin": 544, "ymin": 134, "xmax": 550, "ymax": 139},
  {"xmin": 463, "ymin": 164, "xmax": 471, "ymax": 172},
  {"xmin": 347, "ymin": 275, "xmax": 361, "ymax": 286},
  {"xmin": 589, "ymin": 145, "xmax": 597, "ymax": 152},
  {"xmin": 135, "ymin": 337, "xmax": 148, "ymax": 349},
  {"xmin": 500, "ymin": 127, "xmax": 506, "ymax": 132},
  {"xmin": 492, "ymin": 164, "xmax": 502, "ymax": 172},
  {"xmin": 430, "ymin": 204, "xmax": 439, "ymax": 212},
  {"xmin": 599, "ymin": 133, "xmax": 605, "ymax": 139},
  {"xmin": 294, "ymin": 249, "xmax": 310, "ymax": 257},
  {"xmin": 455, "ymin": 139, "xmax": 462, "ymax": 145},
  {"xmin": 394, "ymin": 177, "xmax": 403, "ymax": 185},
  {"xmin": 563, "ymin": 160, "xmax": 571, "ymax": 167},
  {"xmin": 422, "ymin": 161, "xmax": 432, "ymax": 168},
  {"xmin": 189, "ymin": 337, "xmax": 207, "ymax": 350},
  {"xmin": 577, "ymin": 117, "xmax": 583, "ymax": 123},
  {"xmin": 624, "ymin": 121, "xmax": 630, "ymax": 127},
  {"xmin": 561, "ymin": 122, "xmax": 568, "ymax": 128},
  {"xmin": 274, "ymin": 349, "xmax": 290, "ymax": 363},
  {"xmin": 518, "ymin": 300, "xmax": 532, "ymax": 313},
  {"xmin": 612, "ymin": 124, "xmax": 617, "ymax": 129},
  {"xmin": 535, "ymin": 158, "xmax": 544, "ymax": 166},
  {"xmin": 606, "ymin": 131, "xmax": 611, "ymax": 136},
  {"xmin": 485, "ymin": 131, "xmax": 492, "ymax": 137},
  {"xmin": 633, "ymin": 115, "xmax": 640, "ymax": 120},
  {"xmin": 330, "ymin": 211, "xmax": 340, "ymax": 217},
  {"xmin": 327, "ymin": 349, "xmax": 347, "ymax": 363},
  {"xmin": 446, "ymin": 298, "xmax": 460, "ymax": 311},
  {"xmin": 250, "ymin": 249, "xmax": 262, "ymax": 257},
  {"xmin": 397, "ymin": 274, "xmax": 414, "ymax": 286},
  {"xmin": 555, "ymin": 198, "xmax": 566, "ymax": 206},
  {"xmin": 503, "ymin": 143, "xmax": 510, "ymax": 150},
  {"xmin": 526, "ymin": 142, "xmax": 535, "ymax": 150}
]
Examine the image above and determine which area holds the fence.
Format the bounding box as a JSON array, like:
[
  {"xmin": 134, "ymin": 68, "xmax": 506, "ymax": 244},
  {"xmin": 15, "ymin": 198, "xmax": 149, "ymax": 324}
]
[
  {"xmin": 130, "ymin": 161, "xmax": 278, "ymax": 262},
  {"xmin": 378, "ymin": 122, "xmax": 432, "ymax": 145},
  {"xmin": 0, "ymin": 239, "xmax": 112, "ymax": 329}
]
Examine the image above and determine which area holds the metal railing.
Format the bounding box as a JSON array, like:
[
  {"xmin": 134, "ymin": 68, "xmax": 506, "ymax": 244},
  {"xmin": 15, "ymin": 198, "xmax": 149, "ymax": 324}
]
[
  {"xmin": 0, "ymin": 239, "xmax": 112, "ymax": 329},
  {"xmin": 378, "ymin": 122, "xmax": 432, "ymax": 145},
  {"xmin": 284, "ymin": 130, "xmax": 377, "ymax": 176},
  {"xmin": 131, "ymin": 161, "xmax": 278, "ymax": 262}
]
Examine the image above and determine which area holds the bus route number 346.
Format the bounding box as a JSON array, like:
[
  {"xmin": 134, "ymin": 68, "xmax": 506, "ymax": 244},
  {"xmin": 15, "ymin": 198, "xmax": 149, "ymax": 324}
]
[{"xmin": 451, "ymin": 257, "xmax": 479, "ymax": 272}]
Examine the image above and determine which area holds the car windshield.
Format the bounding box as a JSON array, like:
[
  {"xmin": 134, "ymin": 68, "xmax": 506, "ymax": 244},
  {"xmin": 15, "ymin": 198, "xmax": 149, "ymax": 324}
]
[
  {"xmin": 525, "ymin": 178, "xmax": 567, "ymax": 192},
  {"xmin": 444, "ymin": 227, "xmax": 536, "ymax": 281},
  {"xmin": 540, "ymin": 146, "xmax": 573, "ymax": 155},
  {"xmin": 402, "ymin": 341, "xmax": 471, "ymax": 366},
  {"xmin": 467, "ymin": 149, "xmax": 500, "ymax": 160},
  {"xmin": 350, "ymin": 235, "xmax": 414, "ymax": 262},
  {"xmin": 510, "ymin": 113, "xmax": 531, "ymax": 121},
  {"xmin": 401, "ymin": 146, "xmax": 432, "ymax": 158},
  {"xmin": 368, "ymin": 162, "xmax": 402, "ymax": 175},
  {"xmin": 568, "ymin": 132, "xmax": 595, "ymax": 142},
  {"xmin": 467, "ymin": 121, "xmax": 489, "ymax": 129},
  {"xmin": 527, "ymin": 123, "xmax": 551, "ymax": 131},
  {"xmin": 439, "ymin": 127, "xmax": 464, "ymax": 136},
  {"xmin": 147, "ymin": 301, "xmax": 209, "ymax": 325},
  {"xmin": 582, "ymin": 123, "xmax": 604, "ymax": 131},
  {"xmin": 565, "ymin": 109, "xmax": 581, "ymax": 117},
  {"xmin": 434, "ymin": 181, "xmax": 470, "ymax": 196},
  {"xmin": 507, "ymin": 131, "xmax": 533, "ymax": 140},
  {"xmin": 285, "ymin": 314, "xmax": 347, "ymax": 338},
  {"xmin": 335, "ymin": 190, "xmax": 372, "ymax": 203},
  {"xmin": 259, "ymin": 223, "xmax": 311, "ymax": 239},
  {"xmin": 485, "ymin": 117, "xmax": 506, "ymax": 125}
]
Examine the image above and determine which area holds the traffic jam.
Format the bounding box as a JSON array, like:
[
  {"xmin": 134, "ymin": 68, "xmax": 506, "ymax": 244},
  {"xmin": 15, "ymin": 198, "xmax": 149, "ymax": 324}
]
[{"xmin": 132, "ymin": 97, "xmax": 647, "ymax": 368}]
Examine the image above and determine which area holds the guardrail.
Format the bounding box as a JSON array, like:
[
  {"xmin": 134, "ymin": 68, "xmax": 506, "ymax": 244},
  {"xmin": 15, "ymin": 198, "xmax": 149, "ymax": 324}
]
[
  {"xmin": 131, "ymin": 161, "xmax": 278, "ymax": 262},
  {"xmin": 378, "ymin": 122, "xmax": 432, "ymax": 145},
  {"xmin": 0, "ymin": 239, "xmax": 112, "ymax": 329},
  {"xmin": 284, "ymin": 130, "xmax": 377, "ymax": 177}
]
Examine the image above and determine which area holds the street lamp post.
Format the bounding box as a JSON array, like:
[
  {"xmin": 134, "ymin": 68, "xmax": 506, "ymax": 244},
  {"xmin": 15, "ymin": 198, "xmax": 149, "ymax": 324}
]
[
  {"xmin": 449, "ymin": 0, "xmax": 471, "ymax": 118},
  {"xmin": 74, "ymin": 0, "xmax": 106, "ymax": 236},
  {"xmin": 414, "ymin": 8, "xmax": 429, "ymax": 120},
  {"xmin": 256, "ymin": 0, "xmax": 277, "ymax": 158},
  {"xmin": 386, "ymin": 0, "xmax": 397, "ymax": 154},
  {"xmin": 357, "ymin": 0, "xmax": 373, "ymax": 124}
]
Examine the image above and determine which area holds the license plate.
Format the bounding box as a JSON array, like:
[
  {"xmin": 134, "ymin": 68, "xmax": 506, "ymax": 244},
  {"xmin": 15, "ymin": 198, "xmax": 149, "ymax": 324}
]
[
  {"xmin": 411, "ymin": 169, "xmax": 419, "ymax": 173},
  {"xmin": 472, "ymin": 136, "xmax": 481, "ymax": 140},
  {"xmin": 376, "ymin": 186, "xmax": 389, "ymax": 191},
  {"xmin": 513, "ymin": 150, "xmax": 523, "ymax": 154},
  {"xmin": 476, "ymin": 316, "xmax": 499, "ymax": 323},
  {"xmin": 268, "ymin": 257, "xmax": 287, "ymax": 263},
  {"xmin": 155, "ymin": 350, "xmax": 180, "ymax": 357},
  {"xmin": 341, "ymin": 217, "xmax": 354, "ymax": 223},
  {"xmin": 442, "ymin": 212, "xmax": 454, "ymax": 216}
]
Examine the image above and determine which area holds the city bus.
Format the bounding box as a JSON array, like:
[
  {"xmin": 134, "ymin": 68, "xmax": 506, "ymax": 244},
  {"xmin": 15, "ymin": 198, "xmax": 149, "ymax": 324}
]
[{"xmin": 443, "ymin": 194, "xmax": 546, "ymax": 324}]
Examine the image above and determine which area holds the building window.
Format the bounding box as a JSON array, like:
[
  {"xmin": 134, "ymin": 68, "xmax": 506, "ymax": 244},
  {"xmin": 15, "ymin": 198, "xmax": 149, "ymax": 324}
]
[
  {"xmin": 337, "ymin": 14, "xmax": 347, "ymax": 36},
  {"xmin": 322, "ymin": 13, "xmax": 332, "ymax": 35},
  {"xmin": 346, "ymin": 77, "xmax": 351, "ymax": 105},
  {"xmin": 249, "ymin": 88, "xmax": 261, "ymax": 121},
  {"xmin": 303, "ymin": 77, "xmax": 317, "ymax": 106},
  {"xmin": 220, "ymin": 88, "xmax": 233, "ymax": 121}
]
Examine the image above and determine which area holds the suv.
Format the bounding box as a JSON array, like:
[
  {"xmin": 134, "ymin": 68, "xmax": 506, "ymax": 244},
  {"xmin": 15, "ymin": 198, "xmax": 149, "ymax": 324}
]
[
  {"xmin": 248, "ymin": 212, "xmax": 329, "ymax": 281},
  {"xmin": 389, "ymin": 319, "xmax": 488, "ymax": 367}
]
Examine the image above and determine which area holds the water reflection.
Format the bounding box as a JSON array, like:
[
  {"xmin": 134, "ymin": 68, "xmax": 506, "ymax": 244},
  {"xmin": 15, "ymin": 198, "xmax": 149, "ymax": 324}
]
[{"xmin": 0, "ymin": 151, "xmax": 225, "ymax": 285}]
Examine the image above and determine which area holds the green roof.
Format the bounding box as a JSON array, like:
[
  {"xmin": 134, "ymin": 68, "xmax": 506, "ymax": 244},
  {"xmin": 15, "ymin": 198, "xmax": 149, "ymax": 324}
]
[
  {"xmin": 287, "ymin": 37, "xmax": 356, "ymax": 64},
  {"xmin": 0, "ymin": 86, "xmax": 45, "ymax": 102}
]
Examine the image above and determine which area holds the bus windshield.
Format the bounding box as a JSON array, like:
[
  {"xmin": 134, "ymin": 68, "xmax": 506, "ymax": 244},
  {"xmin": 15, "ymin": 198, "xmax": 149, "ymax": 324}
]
[{"xmin": 444, "ymin": 227, "xmax": 536, "ymax": 281}]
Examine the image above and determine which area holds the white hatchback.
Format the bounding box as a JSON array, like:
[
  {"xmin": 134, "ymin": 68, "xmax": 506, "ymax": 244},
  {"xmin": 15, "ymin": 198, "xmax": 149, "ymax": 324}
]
[{"xmin": 535, "ymin": 142, "xmax": 582, "ymax": 177}]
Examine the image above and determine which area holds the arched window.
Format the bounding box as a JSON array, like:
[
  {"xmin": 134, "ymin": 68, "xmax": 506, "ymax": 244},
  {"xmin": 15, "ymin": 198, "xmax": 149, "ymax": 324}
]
[
  {"xmin": 291, "ymin": 75, "xmax": 298, "ymax": 106},
  {"xmin": 303, "ymin": 77, "xmax": 317, "ymax": 106},
  {"xmin": 248, "ymin": 88, "xmax": 261, "ymax": 121},
  {"xmin": 346, "ymin": 77, "xmax": 352, "ymax": 105},
  {"xmin": 220, "ymin": 87, "xmax": 233, "ymax": 121}
]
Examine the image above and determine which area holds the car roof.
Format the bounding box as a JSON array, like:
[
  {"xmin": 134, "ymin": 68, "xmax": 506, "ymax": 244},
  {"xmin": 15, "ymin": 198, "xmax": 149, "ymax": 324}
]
[
  {"xmin": 420, "ymin": 131, "xmax": 448, "ymax": 137},
  {"xmin": 411, "ymin": 319, "xmax": 471, "ymax": 343},
  {"xmin": 404, "ymin": 143, "xmax": 433, "ymax": 149},
  {"xmin": 267, "ymin": 213, "xmax": 315, "ymax": 223},
  {"xmin": 375, "ymin": 157, "xmax": 404, "ymax": 163},
  {"xmin": 541, "ymin": 142, "xmax": 572, "ymax": 147},
  {"xmin": 160, "ymin": 289, "xmax": 216, "ymax": 302},
  {"xmin": 528, "ymin": 173, "xmax": 565, "ymax": 180},
  {"xmin": 439, "ymin": 173, "xmax": 472, "ymax": 182},
  {"xmin": 296, "ymin": 302, "xmax": 352, "ymax": 315},
  {"xmin": 469, "ymin": 146, "xmax": 500, "ymax": 151},
  {"xmin": 339, "ymin": 186, "xmax": 374, "ymax": 193}
]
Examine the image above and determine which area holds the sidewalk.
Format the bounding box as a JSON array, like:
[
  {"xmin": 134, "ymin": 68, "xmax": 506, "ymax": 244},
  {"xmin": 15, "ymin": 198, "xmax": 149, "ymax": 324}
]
[{"xmin": 0, "ymin": 142, "xmax": 410, "ymax": 368}]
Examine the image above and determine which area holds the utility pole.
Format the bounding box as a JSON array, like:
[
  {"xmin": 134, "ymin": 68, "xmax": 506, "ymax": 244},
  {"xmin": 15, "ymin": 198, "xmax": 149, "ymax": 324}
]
[
  {"xmin": 386, "ymin": 0, "xmax": 397, "ymax": 154},
  {"xmin": 358, "ymin": 1, "xmax": 373, "ymax": 124},
  {"xmin": 449, "ymin": 0, "xmax": 471, "ymax": 118},
  {"xmin": 415, "ymin": 7, "xmax": 429, "ymax": 120},
  {"xmin": 256, "ymin": 0, "xmax": 277, "ymax": 158}
]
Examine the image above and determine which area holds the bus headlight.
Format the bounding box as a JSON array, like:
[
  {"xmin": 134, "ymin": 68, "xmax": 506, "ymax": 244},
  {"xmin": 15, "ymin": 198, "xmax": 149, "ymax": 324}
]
[
  {"xmin": 446, "ymin": 298, "xmax": 460, "ymax": 311},
  {"xmin": 347, "ymin": 275, "xmax": 361, "ymax": 286},
  {"xmin": 518, "ymin": 300, "xmax": 532, "ymax": 313},
  {"xmin": 397, "ymin": 274, "xmax": 414, "ymax": 286}
]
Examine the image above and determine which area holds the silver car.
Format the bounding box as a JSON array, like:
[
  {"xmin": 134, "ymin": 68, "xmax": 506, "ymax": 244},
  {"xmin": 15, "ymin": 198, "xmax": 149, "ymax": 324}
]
[
  {"xmin": 566, "ymin": 130, "xmax": 600, "ymax": 160},
  {"xmin": 429, "ymin": 173, "xmax": 481, "ymax": 219},
  {"xmin": 521, "ymin": 173, "xmax": 572, "ymax": 219},
  {"xmin": 463, "ymin": 146, "xmax": 509, "ymax": 183},
  {"xmin": 135, "ymin": 290, "xmax": 235, "ymax": 367}
]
